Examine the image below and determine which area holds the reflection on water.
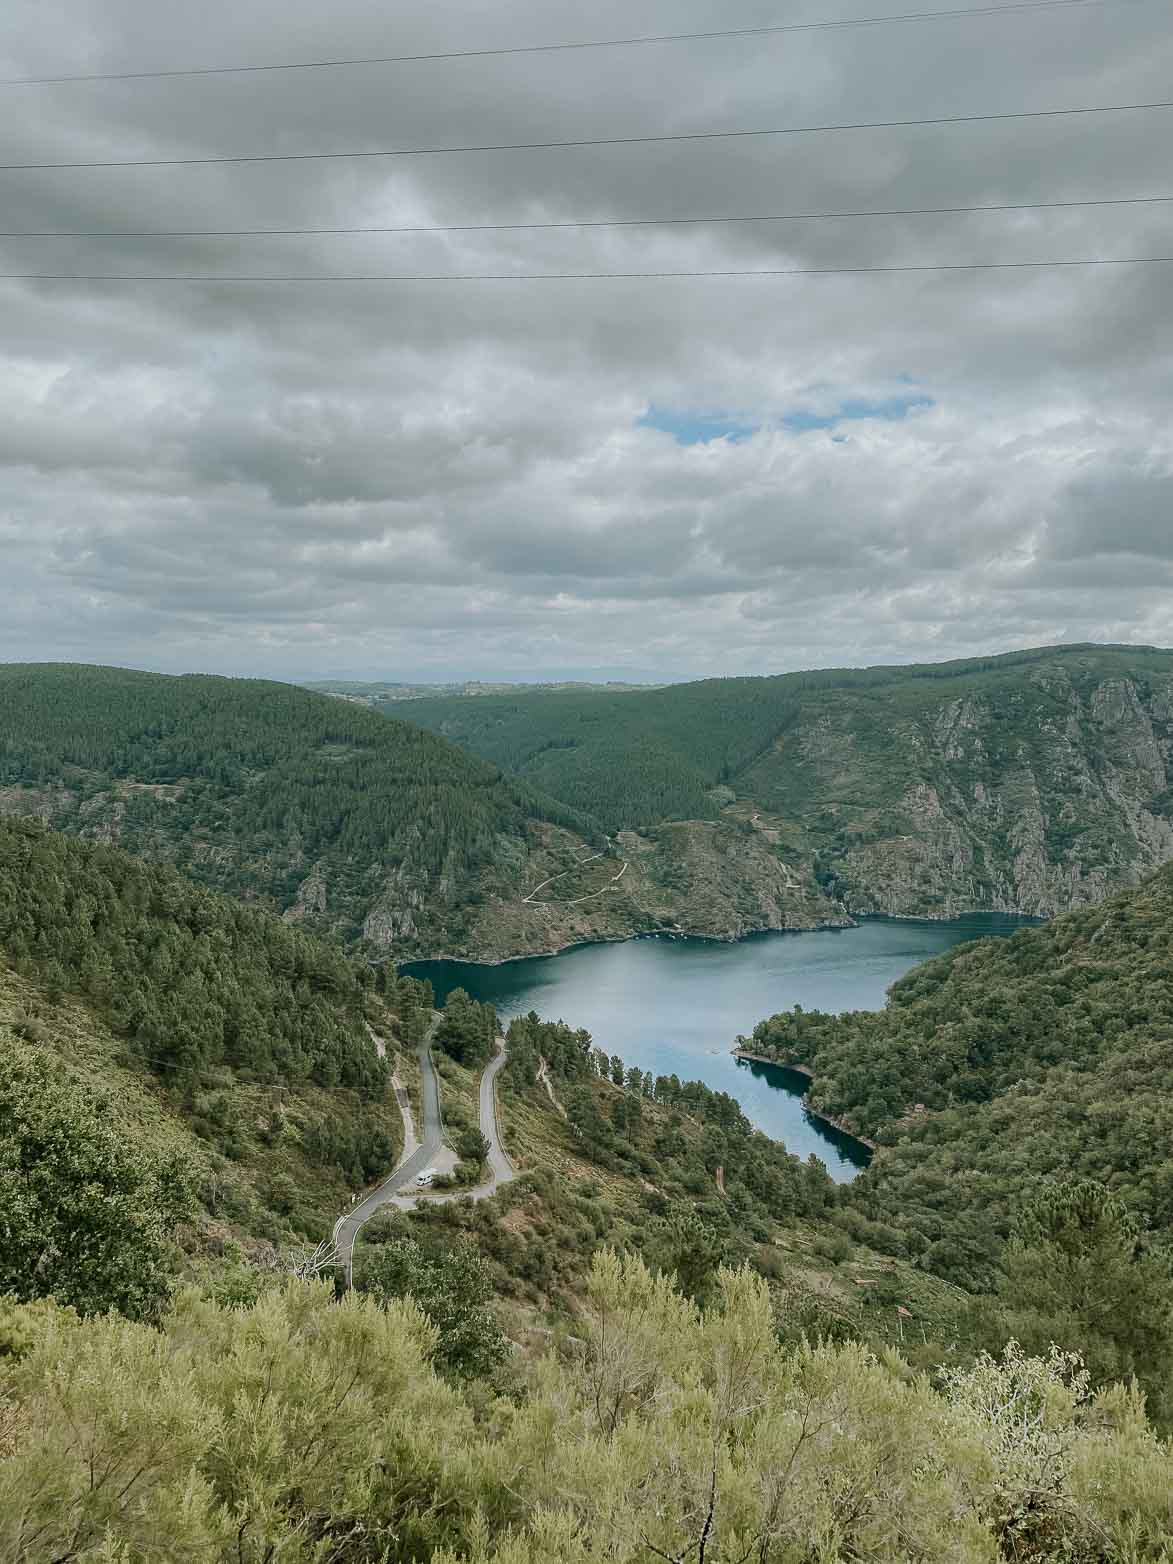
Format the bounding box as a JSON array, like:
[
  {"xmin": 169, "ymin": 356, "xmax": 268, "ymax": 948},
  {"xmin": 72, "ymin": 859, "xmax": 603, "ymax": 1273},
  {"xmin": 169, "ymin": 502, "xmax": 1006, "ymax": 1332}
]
[
  {"xmin": 405, "ymin": 914, "xmax": 1031, "ymax": 1183},
  {"xmin": 736, "ymin": 1056, "xmax": 873, "ymax": 1174}
]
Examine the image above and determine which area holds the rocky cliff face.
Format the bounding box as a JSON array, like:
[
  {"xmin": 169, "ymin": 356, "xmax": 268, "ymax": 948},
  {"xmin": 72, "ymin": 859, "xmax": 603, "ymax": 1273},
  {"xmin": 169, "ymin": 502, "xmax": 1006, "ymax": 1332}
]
[
  {"xmin": 763, "ymin": 665, "xmax": 1173, "ymax": 921},
  {"xmin": 435, "ymin": 661, "xmax": 1173, "ymax": 944},
  {"xmin": 392, "ymin": 818, "xmax": 846, "ymax": 962},
  {"xmin": 0, "ymin": 783, "xmax": 837, "ymax": 961}
]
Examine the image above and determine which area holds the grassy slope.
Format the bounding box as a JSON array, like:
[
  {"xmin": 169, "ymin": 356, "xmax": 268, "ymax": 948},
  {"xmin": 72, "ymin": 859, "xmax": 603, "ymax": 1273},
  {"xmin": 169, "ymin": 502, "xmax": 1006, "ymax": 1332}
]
[
  {"xmin": 401, "ymin": 644, "xmax": 1173, "ymax": 918},
  {"xmin": 0, "ymin": 663, "xmax": 602, "ymax": 957}
]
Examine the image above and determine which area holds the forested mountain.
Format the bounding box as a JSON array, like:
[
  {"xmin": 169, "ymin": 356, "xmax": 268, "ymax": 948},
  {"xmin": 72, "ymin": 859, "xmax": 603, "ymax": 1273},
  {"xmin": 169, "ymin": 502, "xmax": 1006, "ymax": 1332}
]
[
  {"xmin": 403, "ymin": 643, "xmax": 1173, "ymax": 926},
  {"xmin": 743, "ymin": 859, "xmax": 1173, "ymax": 1290},
  {"xmin": 0, "ymin": 663, "xmax": 610, "ymax": 959},
  {"xmin": 0, "ymin": 816, "xmax": 383, "ymax": 1095},
  {"xmin": 0, "ymin": 662, "xmax": 850, "ymax": 958},
  {"xmin": 12, "ymin": 650, "xmax": 1168, "ymax": 958}
]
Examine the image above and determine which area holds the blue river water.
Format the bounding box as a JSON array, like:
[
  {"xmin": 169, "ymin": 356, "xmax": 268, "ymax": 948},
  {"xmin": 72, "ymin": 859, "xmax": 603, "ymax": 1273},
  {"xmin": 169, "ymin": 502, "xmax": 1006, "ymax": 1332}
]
[{"xmin": 405, "ymin": 914, "xmax": 1031, "ymax": 1182}]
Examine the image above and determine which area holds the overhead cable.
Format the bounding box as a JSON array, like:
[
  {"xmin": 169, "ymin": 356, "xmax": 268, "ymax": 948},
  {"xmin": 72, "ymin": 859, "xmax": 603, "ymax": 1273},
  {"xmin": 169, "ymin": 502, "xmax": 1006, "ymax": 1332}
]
[
  {"xmin": 0, "ymin": 0, "xmax": 1120, "ymax": 88},
  {"xmin": 4, "ymin": 256, "xmax": 1170, "ymax": 281},
  {"xmin": 2, "ymin": 192, "xmax": 1171, "ymax": 238},
  {"xmin": 2, "ymin": 97, "xmax": 1170, "ymax": 173}
]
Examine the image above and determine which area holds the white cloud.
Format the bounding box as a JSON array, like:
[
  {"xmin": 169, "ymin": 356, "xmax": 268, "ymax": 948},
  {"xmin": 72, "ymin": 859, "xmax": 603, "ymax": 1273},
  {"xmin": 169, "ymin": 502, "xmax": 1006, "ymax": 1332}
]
[{"xmin": 1, "ymin": 0, "xmax": 1171, "ymax": 678}]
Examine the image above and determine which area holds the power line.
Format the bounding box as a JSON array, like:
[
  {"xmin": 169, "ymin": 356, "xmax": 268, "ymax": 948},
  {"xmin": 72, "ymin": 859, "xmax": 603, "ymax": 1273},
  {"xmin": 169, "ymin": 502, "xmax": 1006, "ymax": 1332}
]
[
  {"xmin": 3, "ymin": 97, "xmax": 1170, "ymax": 173},
  {"xmin": 0, "ymin": 0, "xmax": 1119, "ymax": 88},
  {"xmin": 2, "ymin": 192, "xmax": 1170, "ymax": 239},
  {"xmin": 4, "ymin": 256, "xmax": 1170, "ymax": 282}
]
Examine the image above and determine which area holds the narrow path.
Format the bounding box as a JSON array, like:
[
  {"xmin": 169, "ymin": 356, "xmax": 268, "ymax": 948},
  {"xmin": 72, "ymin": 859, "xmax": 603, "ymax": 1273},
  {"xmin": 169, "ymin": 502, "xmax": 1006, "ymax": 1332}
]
[
  {"xmin": 477, "ymin": 1040, "xmax": 515, "ymax": 1189},
  {"xmin": 522, "ymin": 847, "xmax": 607, "ymax": 903},
  {"xmin": 391, "ymin": 1069, "xmax": 420, "ymax": 1166},
  {"xmin": 367, "ymin": 1025, "xmax": 422, "ymax": 1158},
  {"xmin": 537, "ymin": 1056, "xmax": 567, "ymax": 1119},
  {"xmin": 557, "ymin": 859, "xmax": 628, "ymax": 906},
  {"xmin": 333, "ymin": 1028, "xmax": 516, "ymax": 1285},
  {"xmin": 522, "ymin": 836, "xmax": 628, "ymax": 906}
]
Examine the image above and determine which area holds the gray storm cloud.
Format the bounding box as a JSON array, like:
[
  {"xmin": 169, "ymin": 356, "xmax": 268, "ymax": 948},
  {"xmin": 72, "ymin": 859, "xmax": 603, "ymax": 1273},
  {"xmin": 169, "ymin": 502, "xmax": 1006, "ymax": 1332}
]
[{"xmin": 1, "ymin": 0, "xmax": 1171, "ymax": 678}]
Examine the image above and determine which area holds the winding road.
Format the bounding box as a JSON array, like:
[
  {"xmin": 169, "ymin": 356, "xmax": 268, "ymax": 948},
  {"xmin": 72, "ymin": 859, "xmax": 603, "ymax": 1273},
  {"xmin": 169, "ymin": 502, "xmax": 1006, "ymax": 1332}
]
[{"xmin": 333, "ymin": 1022, "xmax": 516, "ymax": 1284}]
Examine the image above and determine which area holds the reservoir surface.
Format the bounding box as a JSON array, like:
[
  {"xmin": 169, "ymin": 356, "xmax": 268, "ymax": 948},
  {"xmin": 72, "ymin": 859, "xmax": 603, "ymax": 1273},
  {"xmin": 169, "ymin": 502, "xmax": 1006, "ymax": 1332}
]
[{"xmin": 405, "ymin": 914, "xmax": 1031, "ymax": 1182}]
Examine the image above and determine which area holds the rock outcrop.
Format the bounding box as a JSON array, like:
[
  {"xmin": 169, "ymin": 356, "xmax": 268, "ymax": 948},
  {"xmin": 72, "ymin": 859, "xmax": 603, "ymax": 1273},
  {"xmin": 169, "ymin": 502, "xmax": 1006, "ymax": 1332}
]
[{"xmin": 755, "ymin": 663, "xmax": 1173, "ymax": 921}]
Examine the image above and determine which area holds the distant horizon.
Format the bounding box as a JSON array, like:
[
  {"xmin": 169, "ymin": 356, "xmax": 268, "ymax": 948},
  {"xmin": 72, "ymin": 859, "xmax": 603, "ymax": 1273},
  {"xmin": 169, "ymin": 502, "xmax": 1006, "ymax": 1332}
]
[{"xmin": 4, "ymin": 639, "xmax": 1169, "ymax": 692}]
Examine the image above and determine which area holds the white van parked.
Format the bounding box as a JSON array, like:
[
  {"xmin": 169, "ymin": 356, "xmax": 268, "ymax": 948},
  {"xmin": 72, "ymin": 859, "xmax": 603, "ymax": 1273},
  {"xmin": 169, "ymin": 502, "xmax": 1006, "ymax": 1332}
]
[{"xmin": 415, "ymin": 1168, "xmax": 437, "ymax": 1187}]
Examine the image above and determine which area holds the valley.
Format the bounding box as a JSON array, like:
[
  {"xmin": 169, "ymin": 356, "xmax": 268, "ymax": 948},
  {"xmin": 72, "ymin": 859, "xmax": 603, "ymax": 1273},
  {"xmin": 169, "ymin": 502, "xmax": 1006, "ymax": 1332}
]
[
  {"xmin": 7, "ymin": 0, "xmax": 1173, "ymax": 1545},
  {"xmin": 404, "ymin": 913, "xmax": 1030, "ymax": 1177},
  {"xmin": 8, "ymin": 658, "xmax": 1173, "ymax": 1558},
  {"xmin": 7, "ymin": 647, "xmax": 1173, "ymax": 970}
]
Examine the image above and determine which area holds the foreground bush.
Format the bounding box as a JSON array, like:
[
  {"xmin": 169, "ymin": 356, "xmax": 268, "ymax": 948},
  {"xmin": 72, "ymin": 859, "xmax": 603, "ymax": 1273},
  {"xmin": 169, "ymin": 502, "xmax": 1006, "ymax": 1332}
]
[{"xmin": 3, "ymin": 1254, "xmax": 1173, "ymax": 1561}]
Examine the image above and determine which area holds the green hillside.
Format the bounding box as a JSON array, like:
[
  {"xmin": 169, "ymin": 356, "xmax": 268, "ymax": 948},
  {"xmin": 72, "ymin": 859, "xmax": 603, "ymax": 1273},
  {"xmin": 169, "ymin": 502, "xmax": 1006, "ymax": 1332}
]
[
  {"xmin": 403, "ymin": 643, "xmax": 1173, "ymax": 921},
  {"xmin": 0, "ymin": 663, "xmax": 605, "ymax": 958},
  {"xmin": 6, "ymin": 837, "xmax": 1173, "ymax": 1558},
  {"xmin": 402, "ymin": 672, "xmax": 807, "ymax": 827},
  {"xmin": 744, "ymin": 859, "xmax": 1173, "ymax": 1288},
  {"xmin": 12, "ymin": 650, "xmax": 1168, "ymax": 956},
  {"xmin": 0, "ymin": 817, "xmax": 421, "ymax": 1253}
]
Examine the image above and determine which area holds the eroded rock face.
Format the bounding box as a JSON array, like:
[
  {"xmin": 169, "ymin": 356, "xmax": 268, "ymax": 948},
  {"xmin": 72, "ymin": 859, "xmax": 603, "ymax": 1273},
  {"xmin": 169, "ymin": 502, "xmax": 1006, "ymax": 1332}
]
[
  {"xmin": 362, "ymin": 905, "xmax": 417, "ymax": 948},
  {"xmin": 803, "ymin": 670, "xmax": 1173, "ymax": 920},
  {"xmin": 283, "ymin": 869, "xmax": 327, "ymax": 923}
]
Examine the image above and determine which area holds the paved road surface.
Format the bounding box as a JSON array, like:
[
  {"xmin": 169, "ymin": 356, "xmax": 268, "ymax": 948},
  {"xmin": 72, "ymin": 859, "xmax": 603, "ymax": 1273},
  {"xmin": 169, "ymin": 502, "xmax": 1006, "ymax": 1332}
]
[
  {"xmin": 333, "ymin": 1027, "xmax": 515, "ymax": 1284},
  {"xmin": 479, "ymin": 1042, "xmax": 515, "ymax": 1189},
  {"xmin": 333, "ymin": 1024, "xmax": 443, "ymax": 1281}
]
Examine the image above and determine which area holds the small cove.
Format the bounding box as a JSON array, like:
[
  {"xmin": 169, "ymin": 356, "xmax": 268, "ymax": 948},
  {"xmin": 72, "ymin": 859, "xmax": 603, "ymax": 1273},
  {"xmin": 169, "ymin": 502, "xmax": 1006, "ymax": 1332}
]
[{"xmin": 405, "ymin": 913, "xmax": 1032, "ymax": 1182}]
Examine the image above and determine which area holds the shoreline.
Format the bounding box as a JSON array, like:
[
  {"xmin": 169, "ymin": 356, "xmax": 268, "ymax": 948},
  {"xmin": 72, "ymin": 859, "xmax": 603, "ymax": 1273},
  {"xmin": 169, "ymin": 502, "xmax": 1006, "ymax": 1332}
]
[
  {"xmin": 403, "ymin": 907, "xmax": 1037, "ymax": 970},
  {"xmin": 403, "ymin": 914, "xmax": 860, "ymax": 969},
  {"xmin": 733, "ymin": 1049, "xmax": 878, "ymax": 1154}
]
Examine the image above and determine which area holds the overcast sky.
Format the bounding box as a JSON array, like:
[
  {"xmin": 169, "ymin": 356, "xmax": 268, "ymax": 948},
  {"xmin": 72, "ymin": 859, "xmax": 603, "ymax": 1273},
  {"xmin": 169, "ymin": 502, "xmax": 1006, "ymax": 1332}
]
[{"xmin": 2, "ymin": 0, "xmax": 1171, "ymax": 681}]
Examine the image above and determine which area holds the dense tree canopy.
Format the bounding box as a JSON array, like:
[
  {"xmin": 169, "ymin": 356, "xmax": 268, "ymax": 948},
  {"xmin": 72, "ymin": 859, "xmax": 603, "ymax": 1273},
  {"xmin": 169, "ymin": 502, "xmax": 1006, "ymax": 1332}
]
[
  {"xmin": 354, "ymin": 1234, "xmax": 508, "ymax": 1380},
  {"xmin": 0, "ymin": 1044, "xmax": 192, "ymax": 1319},
  {"xmin": 0, "ymin": 663, "xmax": 600, "ymax": 950},
  {"xmin": 744, "ymin": 863, "xmax": 1173, "ymax": 1287},
  {"xmin": 985, "ymin": 1179, "xmax": 1173, "ymax": 1423},
  {"xmin": 434, "ymin": 987, "xmax": 497, "ymax": 1069},
  {"xmin": 0, "ymin": 816, "xmax": 384, "ymax": 1096}
]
